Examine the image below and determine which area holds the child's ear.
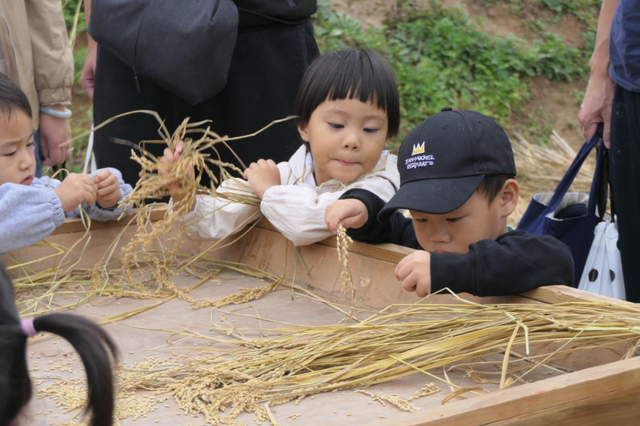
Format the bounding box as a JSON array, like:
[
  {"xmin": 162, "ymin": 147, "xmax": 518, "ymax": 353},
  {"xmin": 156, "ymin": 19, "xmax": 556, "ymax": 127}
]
[
  {"xmin": 298, "ymin": 123, "xmax": 310, "ymax": 142},
  {"xmin": 499, "ymin": 179, "xmax": 519, "ymax": 218}
]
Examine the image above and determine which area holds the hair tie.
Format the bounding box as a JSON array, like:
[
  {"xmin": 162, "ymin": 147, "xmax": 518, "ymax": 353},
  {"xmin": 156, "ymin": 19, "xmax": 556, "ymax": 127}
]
[{"xmin": 20, "ymin": 317, "xmax": 37, "ymax": 338}]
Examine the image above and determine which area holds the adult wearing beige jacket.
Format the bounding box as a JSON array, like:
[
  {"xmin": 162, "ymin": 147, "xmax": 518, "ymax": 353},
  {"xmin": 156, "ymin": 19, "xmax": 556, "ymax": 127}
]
[{"xmin": 0, "ymin": 1, "xmax": 74, "ymax": 169}]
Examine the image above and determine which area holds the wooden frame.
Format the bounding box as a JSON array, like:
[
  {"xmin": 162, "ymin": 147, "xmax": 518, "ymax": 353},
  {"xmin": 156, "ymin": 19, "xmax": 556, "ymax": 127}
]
[{"xmin": 8, "ymin": 208, "xmax": 640, "ymax": 425}]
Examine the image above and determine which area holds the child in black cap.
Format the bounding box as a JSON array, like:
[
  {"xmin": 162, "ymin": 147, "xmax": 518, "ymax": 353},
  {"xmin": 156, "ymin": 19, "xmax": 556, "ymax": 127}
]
[{"xmin": 325, "ymin": 108, "xmax": 574, "ymax": 297}]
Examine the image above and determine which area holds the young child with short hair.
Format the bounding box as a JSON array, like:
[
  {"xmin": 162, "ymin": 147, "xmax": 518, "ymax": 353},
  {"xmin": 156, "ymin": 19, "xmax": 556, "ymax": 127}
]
[
  {"xmin": 326, "ymin": 108, "xmax": 574, "ymax": 297},
  {"xmin": 0, "ymin": 261, "xmax": 117, "ymax": 426},
  {"xmin": 0, "ymin": 73, "xmax": 133, "ymax": 253},
  {"xmin": 164, "ymin": 49, "xmax": 400, "ymax": 246}
]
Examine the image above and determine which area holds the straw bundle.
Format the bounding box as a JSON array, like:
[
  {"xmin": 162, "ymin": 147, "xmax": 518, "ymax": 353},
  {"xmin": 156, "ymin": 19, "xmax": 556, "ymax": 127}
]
[
  {"xmin": 337, "ymin": 223, "xmax": 356, "ymax": 304},
  {"xmin": 9, "ymin": 111, "xmax": 301, "ymax": 319},
  {"xmin": 112, "ymin": 297, "xmax": 640, "ymax": 425}
]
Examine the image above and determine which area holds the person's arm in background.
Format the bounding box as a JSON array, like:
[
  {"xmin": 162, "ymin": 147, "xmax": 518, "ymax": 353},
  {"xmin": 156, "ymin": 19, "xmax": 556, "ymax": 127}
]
[
  {"xmin": 80, "ymin": 0, "xmax": 97, "ymax": 99},
  {"xmin": 578, "ymin": 0, "xmax": 620, "ymax": 147},
  {"xmin": 25, "ymin": 0, "xmax": 74, "ymax": 166}
]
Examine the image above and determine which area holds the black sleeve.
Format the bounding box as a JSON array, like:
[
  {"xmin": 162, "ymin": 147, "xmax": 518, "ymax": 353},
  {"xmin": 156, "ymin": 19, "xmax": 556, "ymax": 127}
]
[
  {"xmin": 339, "ymin": 189, "xmax": 421, "ymax": 249},
  {"xmin": 430, "ymin": 230, "xmax": 574, "ymax": 297}
]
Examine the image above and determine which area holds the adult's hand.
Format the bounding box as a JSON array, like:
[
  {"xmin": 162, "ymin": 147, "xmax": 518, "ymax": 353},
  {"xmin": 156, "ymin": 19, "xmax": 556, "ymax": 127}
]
[
  {"xmin": 79, "ymin": 37, "xmax": 98, "ymax": 100},
  {"xmin": 579, "ymin": 74, "xmax": 615, "ymax": 148},
  {"xmin": 578, "ymin": 0, "xmax": 620, "ymax": 149},
  {"xmin": 39, "ymin": 108, "xmax": 71, "ymax": 166}
]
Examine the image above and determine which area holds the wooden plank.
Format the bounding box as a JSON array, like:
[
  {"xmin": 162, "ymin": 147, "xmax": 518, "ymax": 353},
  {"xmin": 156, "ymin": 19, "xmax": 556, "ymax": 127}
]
[
  {"xmin": 53, "ymin": 208, "xmax": 617, "ymax": 305},
  {"xmin": 489, "ymin": 385, "xmax": 640, "ymax": 425},
  {"xmin": 12, "ymin": 204, "xmax": 640, "ymax": 425},
  {"xmin": 256, "ymin": 219, "xmax": 615, "ymax": 305},
  {"xmin": 523, "ymin": 285, "xmax": 635, "ymax": 306},
  {"xmin": 256, "ymin": 217, "xmax": 414, "ymax": 263},
  {"xmin": 51, "ymin": 204, "xmax": 167, "ymax": 235},
  {"xmin": 369, "ymin": 357, "xmax": 640, "ymax": 426},
  {"xmin": 25, "ymin": 205, "xmax": 622, "ymax": 308}
]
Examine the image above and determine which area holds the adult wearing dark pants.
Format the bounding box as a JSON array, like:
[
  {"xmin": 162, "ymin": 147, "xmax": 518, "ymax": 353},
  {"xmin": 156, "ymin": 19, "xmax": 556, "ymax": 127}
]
[
  {"xmin": 580, "ymin": 0, "xmax": 640, "ymax": 302},
  {"xmin": 80, "ymin": 0, "xmax": 319, "ymax": 187}
]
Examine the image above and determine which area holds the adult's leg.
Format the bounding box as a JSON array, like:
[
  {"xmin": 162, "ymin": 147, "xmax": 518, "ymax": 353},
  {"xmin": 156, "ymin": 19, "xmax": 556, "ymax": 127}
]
[
  {"xmin": 610, "ymin": 84, "xmax": 640, "ymax": 302},
  {"xmin": 192, "ymin": 21, "xmax": 320, "ymax": 184},
  {"xmin": 92, "ymin": 47, "xmax": 186, "ymax": 186},
  {"xmin": 93, "ymin": 22, "xmax": 319, "ymax": 187}
]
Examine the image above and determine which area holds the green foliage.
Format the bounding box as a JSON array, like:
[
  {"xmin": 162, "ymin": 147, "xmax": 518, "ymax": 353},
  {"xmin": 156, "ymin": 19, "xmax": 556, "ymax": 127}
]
[
  {"xmin": 485, "ymin": 0, "xmax": 601, "ymax": 29},
  {"xmin": 527, "ymin": 32, "xmax": 587, "ymax": 81},
  {"xmin": 538, "ymin": 0, "xmax": 601, "ymax": 28},
  {"xmin": 62, "ymin": 0, "xmax": 86, "ymax": 34},
  {"xmin": 314, "ymin": 0, "xmax": 593, "ymax": 147},
  {"xmin": 73, "ymin": 46, "xmax": 87, "ymax": 86},
  {"xmin": 520, "ymin": 106, "xmax": 555, "ymax": 145},
  {"xmin": 66, "ymin": 108, "xmax": 93, "ymax": 174}
]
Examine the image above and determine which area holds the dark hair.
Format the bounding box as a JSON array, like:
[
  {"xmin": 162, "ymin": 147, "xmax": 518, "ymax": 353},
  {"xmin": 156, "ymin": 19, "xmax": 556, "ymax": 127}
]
[
  {"xmin": 0, "ymin": 262, "xmax": 118, "ymax": 426},
  {"xmin": 294, "ymin": 48, "xmax": 400, "ymax": 139},
  {"xmin": 477, "ymin": 174, "xmax": 515, "ymax": 205},
  {"xmin": 0, "ymin": 73, "xmax": 32, "ymax": 120}
]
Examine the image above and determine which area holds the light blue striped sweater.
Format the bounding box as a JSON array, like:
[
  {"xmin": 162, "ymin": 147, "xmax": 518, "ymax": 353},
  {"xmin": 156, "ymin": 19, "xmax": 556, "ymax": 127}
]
[{"xmin": 0, "ymin": 168, "xmax": 133, "ymax": 253}]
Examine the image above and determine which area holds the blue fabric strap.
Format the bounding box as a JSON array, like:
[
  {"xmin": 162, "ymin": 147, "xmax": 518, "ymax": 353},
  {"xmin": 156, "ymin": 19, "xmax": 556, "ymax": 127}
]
[{"xmin": 544, "ymin": 124, "xmax": 604, "ymax": 216}]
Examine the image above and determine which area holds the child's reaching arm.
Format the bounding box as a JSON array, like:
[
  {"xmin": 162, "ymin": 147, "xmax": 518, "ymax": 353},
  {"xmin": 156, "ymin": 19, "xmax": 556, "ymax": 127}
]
[
  {"xmin": 177, "ymin": 180, "xmax": 263, "ymax": 241},
  {"xmin": 397, "ymin": 231, "xmax": 574, "ymax": 298},
  {"xmin": 0, "ymin": 177, "xmax": 89, "ymax": 253},
  {"xmin": 162, "ymin": 142, "xmax": 263, "ymax": 241},
  {"xmin": 327, "ymin": 188, "xmax": 420, "ymax": 248},
  {"xmin": 260, "ymin": 175, "xmax": 398, "ymax": 247},
  {"xmin": 0, "ymin": 170, "xmax": 134, "ymax": 253}
]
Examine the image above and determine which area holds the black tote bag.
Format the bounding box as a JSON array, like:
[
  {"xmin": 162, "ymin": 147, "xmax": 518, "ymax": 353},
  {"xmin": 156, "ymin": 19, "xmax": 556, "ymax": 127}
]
[
  {"xmin": 518, "ymin": 127, "xmax": 608, "ymax": 285},
  {"xmin": 89, "ymin": 0, "xmax": 239, "ymax": 105}
]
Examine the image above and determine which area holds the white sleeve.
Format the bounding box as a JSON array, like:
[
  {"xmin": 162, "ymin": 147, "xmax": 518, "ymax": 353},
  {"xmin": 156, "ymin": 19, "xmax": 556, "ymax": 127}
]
[
  {"xmin": 177, "ymin": 178, "xmax": 262, "ymax": 241},
  {"xmin": 260, "ymin": 175, "xmax": 397, "ymax": 247}
]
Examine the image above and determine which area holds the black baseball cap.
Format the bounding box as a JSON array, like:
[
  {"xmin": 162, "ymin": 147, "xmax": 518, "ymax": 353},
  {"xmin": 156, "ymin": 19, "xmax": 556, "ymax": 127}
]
[{"xmin": 379, "ymin": 108, "xmax": 516, "ymax": 220}]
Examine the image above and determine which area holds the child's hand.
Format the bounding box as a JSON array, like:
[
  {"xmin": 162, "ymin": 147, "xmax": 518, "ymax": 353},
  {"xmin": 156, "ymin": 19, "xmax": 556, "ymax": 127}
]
[
  {"xmin": 55, "ymin": 173, "xmax": 97, "ymax": 213},
  {"xmin": 325, "ymin": 199, "xmax": 368, "ymax": 234},
  {"xmin": 94, "ymin": 169, "xmax": 120, "ymax": 208},
  {"xmin": 395, "ymin": 251, "xmax": 432, "ymax": 297},
  {"xmin": 161, "ymin": 141, "xmax": 186, "ymax": 201},
  {"xmin": 245, "ymin": 159, "xmax": 280, "ymax": 200}
]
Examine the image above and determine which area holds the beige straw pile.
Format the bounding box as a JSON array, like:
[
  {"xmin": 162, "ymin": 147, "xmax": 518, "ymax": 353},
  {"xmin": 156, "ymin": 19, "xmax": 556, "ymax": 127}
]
[{"xmin": 111, "ymin": 297, "xmax": 640, "ymax": 425}]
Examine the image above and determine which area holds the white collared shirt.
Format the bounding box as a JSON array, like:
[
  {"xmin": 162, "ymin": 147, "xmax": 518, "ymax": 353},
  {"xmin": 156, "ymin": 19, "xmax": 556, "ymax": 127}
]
[{"xmin": 178, "ymin": 145, "xmax": 399, "ymax": 246}]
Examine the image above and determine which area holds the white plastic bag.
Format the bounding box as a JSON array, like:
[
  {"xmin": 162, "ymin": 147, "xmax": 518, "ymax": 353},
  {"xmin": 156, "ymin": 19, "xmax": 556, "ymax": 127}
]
[{"xmin": 578, "ymin": 220, "xmax": 626, "ymax": 300}]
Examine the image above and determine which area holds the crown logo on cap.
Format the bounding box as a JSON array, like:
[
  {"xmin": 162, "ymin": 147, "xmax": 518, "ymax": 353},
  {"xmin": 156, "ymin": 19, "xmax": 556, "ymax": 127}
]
[{"xmin": 411, "ymin": 142, "xmax": 425, "ymax": 156}]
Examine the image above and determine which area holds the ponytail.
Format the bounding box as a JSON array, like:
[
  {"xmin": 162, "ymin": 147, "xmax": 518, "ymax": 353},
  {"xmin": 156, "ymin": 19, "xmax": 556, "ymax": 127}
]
[{"xmin": 0, "ymin": 263, "xmax": 118, "ymax": 426}]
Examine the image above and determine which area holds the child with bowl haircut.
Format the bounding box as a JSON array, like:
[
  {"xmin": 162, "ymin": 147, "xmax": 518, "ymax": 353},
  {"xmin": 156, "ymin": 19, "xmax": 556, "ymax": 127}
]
[
  {"xmin": 164, "ymin": 49, "xmax": 400, "ymax": 246},
  {"xmin": 0, "ymin": 74, "xmax": 133, "ymax": 253},
  {"xmin": 326, "ymin": 108, "xmax": 574, "ymax": 297}
]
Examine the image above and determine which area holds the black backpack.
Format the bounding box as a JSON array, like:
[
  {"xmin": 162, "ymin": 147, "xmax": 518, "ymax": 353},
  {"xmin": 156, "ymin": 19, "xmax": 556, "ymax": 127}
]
[{"xmin": 89, "ymin": 0, "xmax": 238, "ymax": 105}]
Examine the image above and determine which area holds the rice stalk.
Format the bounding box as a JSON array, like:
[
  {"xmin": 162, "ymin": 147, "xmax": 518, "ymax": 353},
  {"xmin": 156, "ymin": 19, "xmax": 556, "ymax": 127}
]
[
  {"xmin": 98, "ymin": 299, "xmax": 640, "ymax": 425},
  {"xmin": 336, "ymin": 224, "xmax": 356, "ymax": 305}
]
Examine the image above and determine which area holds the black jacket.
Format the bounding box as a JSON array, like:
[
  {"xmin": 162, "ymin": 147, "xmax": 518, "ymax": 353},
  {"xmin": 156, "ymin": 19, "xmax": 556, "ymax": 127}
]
[
  {"xmin": 234, "ymin": 0, "xmax": 316, "ymax": 28},
  {"xmin": 341, "ymin": 189, "xmax": 575, "ymax": 297}
]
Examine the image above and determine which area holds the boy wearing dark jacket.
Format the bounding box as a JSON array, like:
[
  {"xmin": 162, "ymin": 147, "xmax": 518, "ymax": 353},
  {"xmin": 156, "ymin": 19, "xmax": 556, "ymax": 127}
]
[{"xmin": 325, "ymin": 108, "xmax": 574, "ymax": 298}]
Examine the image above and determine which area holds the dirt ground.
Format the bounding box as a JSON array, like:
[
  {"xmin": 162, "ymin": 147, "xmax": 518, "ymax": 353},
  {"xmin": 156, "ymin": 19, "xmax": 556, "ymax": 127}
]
[{"xmin": 328, "ymin": 0, "xmax": 588, "ymax": 150}]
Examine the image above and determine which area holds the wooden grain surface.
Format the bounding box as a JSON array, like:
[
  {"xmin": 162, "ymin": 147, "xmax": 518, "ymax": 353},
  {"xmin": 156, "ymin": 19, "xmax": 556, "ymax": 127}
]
[{"xmin": 8, "ymin": 205, "xmax": 640, "ymax": 425}]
